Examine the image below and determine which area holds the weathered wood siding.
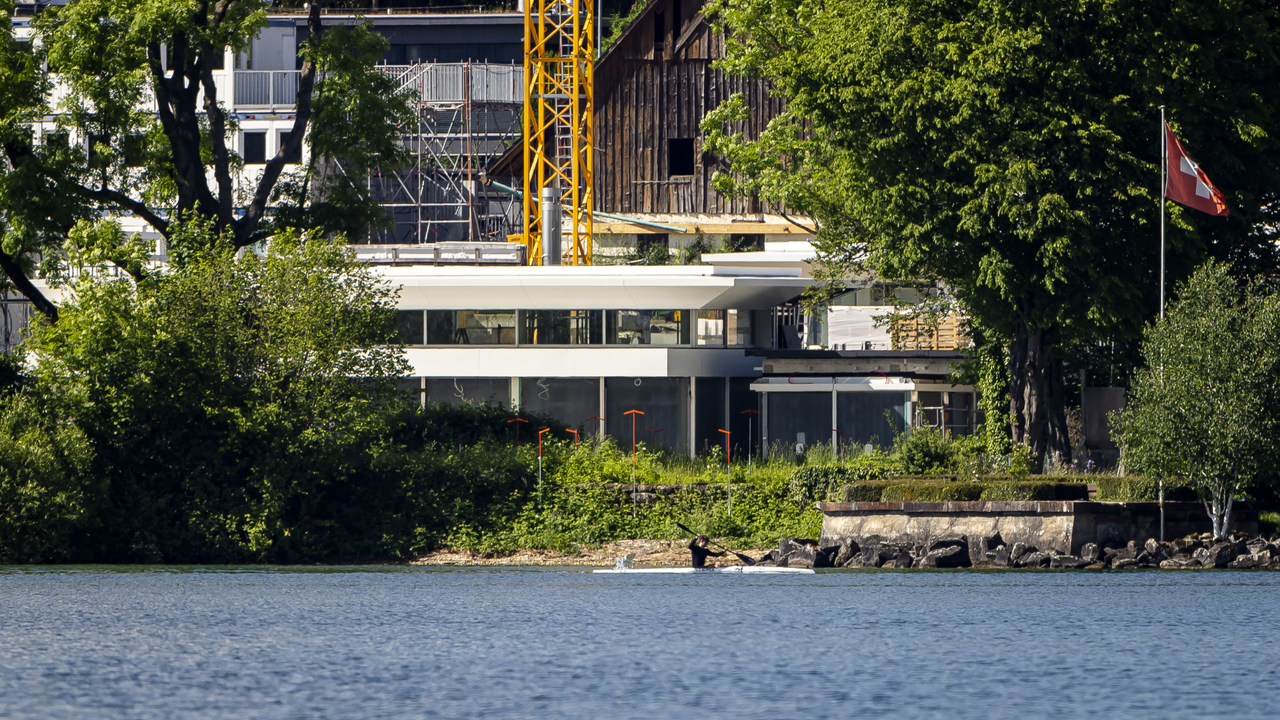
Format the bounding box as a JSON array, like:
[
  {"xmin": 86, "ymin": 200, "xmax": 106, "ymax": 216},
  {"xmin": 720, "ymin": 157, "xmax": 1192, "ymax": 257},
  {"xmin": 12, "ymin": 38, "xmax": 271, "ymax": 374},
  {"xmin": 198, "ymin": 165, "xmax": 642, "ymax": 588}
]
[{"xmin": 593, "ymin": 0, "xmax": 784, "ymax": 215}]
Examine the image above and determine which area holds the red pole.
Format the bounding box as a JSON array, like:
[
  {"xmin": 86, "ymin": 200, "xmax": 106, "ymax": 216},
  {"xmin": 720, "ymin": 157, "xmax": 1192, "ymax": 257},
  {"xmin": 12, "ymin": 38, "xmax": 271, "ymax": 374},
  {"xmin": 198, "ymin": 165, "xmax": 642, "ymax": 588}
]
[
  {"xmin": 624, "ymin": 410, "xmax": 644, "ymax": 517},
  {"xmin": 718, "ymin": 428, "xmax": 732, "ymax": 518}
]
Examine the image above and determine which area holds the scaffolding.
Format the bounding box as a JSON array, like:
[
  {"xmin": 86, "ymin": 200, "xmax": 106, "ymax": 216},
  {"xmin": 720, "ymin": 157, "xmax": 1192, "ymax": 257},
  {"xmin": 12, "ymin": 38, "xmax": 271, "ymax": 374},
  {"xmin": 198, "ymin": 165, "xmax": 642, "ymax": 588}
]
[
  {"xmin": 523, "ymin": 0, "xmax": 594, "ymax": 265},
  {"xmin": 366, "ymin": 63, "xmax": 525, "ymax": 244}
]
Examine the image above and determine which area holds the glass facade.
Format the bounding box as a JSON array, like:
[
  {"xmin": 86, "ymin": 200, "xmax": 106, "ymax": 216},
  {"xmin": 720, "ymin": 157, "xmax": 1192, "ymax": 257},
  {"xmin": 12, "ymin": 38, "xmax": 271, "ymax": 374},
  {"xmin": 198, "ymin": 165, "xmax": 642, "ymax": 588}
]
[
  {"xmin": 606, "ymin": 310, "xmax": 690, "ymax": 345},
  {"xmin": 695, "ymin": 310, "xmax": 724, "ymax": 346},
  {"xmin": 426, "ymin": 310, "xmax": 517, "ymax": 345},
  {"xmin": 519, "ymin": 310, "xmax": 603, "ymax": 345},
  {"xmin": 409, "ymin": 309, "xmax": 762, "ymax": 348}
]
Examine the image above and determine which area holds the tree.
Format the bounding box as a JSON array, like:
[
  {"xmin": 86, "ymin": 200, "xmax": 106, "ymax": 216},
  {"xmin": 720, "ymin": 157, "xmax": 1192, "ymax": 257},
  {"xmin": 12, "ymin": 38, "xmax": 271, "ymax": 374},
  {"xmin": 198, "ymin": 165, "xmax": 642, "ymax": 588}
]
[
  {"xmin": 21, "ymin": 227, "xmax": 410, "ymax": 561},
  {"xmin": 1116, "ymin": 262, "xmax": 1280, "ymax": 540},
  {"xmin": 0, "ymin": 0, "xmax": 414, "ymax": 321},
  {"xmin": 702, "ymin": 0, "xmax": 1280, "ymax": 466}
]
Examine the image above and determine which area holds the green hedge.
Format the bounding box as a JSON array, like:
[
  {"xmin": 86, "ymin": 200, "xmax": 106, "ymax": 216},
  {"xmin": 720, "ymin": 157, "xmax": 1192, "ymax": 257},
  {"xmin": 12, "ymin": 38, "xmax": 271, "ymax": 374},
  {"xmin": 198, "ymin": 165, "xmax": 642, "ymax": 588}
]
[
  {"xmin": 881, "ymin": 483, "xmax": 986, "ymax": 502},
  {"xmin": 1094, "ymin": 476, "xmax": 1195, "ymax": 501}
]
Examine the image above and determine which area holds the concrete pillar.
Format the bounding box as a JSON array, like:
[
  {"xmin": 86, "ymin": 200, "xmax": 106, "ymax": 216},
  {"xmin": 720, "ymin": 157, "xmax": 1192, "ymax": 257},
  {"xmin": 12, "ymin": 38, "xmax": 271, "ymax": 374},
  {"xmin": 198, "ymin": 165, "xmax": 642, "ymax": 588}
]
[
  {"xmin": 541, "ymin": 188, "xmax": 563, "ymax": 266},
  {"xmin": 831, "ymin": 386, "xmax": 839, "ymax": 451},
  {"xmin": 761, "ymin": 391, "xmax": 769, "ymax": 458},
  {"xmin": 688, "ymin": 376, "xmax": 697, "ymax": 458},
  {"xmin": 598, "ymin": 377, "xmax": 606, "ymax": 438},
  {"xmin": 510, "ymin": 377, "xmax": 521, "ymax": 411}
]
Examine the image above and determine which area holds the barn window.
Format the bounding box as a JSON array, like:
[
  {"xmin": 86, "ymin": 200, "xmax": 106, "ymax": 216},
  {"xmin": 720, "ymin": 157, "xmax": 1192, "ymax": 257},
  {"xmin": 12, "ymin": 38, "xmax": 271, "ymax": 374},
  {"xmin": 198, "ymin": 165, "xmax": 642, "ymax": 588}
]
[{"xmin": 668, "ymin": 138, "xmax": 695, "ymax": 176}]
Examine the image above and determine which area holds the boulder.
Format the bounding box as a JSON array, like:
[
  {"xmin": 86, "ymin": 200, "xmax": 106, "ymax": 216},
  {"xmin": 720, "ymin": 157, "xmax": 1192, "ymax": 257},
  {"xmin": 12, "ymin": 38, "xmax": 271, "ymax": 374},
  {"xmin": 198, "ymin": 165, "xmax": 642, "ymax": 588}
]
[
  {"xmin": 1018, "ymin": 551, "xmax": 1051, "ymax": 568},
  {"xmin": 928, "ymin": 545, "xmax": 971, "ymax": 569},
  {"xmin": 1084, "ymin": 563, "xmax": 1108, "ymax": 569},
  {"xmin": 1144, "ymin": 538, "xmax": 1162, "ymax": 555},
  {"xmin": 1051, "ymin": 555, "xmax": 1088, "ymax": 569},
  {"xmin": 1010, "ymin": 542, "xmax": 1032, "ymax": 564},
  {"xmin": 928, "ymin": 536, "xmax": 968, "ymax": 553},
  {"xmin": 1112, "ymin": 558, "xmax": 1138, "ymax": 569},
  {"xmin": 1159, "ymin": 558, "xmax": 1193, "ymax": 569},
  {"xmin": 1246, "ymin": 537, "xmax": 1269, "ymax": 556},
  {"xmin": 755, "ymin": 549, "xmax": 780, "ymax": 566},
  {"xmin": 778, "ymin": 544, "xmax": 817, "ymax": 568},
  {"xmin": 833, "ymin": 541, "xmax": 860, "ymax": 568},
  {"xmin": 1173, "ymin": 537, "xmax": 1203, "ymax": 554},
  {"xmin": 968, "ymin": 533, "xmax": 1004, "ymax": 566},
  {"xmin": 1080, "ymin": 543, "xmax": 1101, "ymax": 563},
  {"xmin": 630, "ymin": 492, "xmax": 658, "ymax": 504},
  {"xmin": 779, "ymin": 538, "xmax": 818, "ymax": 557},
  {"xmin": 1228, "ymin": 553, "xmax": 1266, "ymax": 569},
  {"xmin": 915, "ymin": 554, "xmax": 938, "ymax": 568},
  {"xmin": 813, "ymin": 546, "xmax": 837, "ymax": 569},
  {"xmin": 1203, "ymin": 543, "xmax": 1237, "ymax": 568},
  {"xmin": 884, "ymin": 550, "xmax": 914, "ymax": 569},
  {"xmin": 993, "ymin": 545, "xmax": 1012, "ymax": 568}
]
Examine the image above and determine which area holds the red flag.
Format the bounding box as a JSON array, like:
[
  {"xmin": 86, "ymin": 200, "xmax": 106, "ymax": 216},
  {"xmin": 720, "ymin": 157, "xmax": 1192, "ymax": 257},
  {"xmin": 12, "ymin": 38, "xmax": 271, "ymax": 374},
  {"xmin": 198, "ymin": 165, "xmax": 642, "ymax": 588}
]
[{"xmin": 1165, "ymin": 123, "xmax": 1229, "ymax": 217}]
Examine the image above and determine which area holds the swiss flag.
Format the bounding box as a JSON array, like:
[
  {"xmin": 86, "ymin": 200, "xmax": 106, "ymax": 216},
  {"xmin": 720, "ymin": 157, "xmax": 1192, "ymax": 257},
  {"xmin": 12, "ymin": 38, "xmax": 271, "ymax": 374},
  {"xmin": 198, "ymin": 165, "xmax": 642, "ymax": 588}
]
[{"xmin": 1165, "ymin": 123, "xmax": 1229, "ymax": 217}]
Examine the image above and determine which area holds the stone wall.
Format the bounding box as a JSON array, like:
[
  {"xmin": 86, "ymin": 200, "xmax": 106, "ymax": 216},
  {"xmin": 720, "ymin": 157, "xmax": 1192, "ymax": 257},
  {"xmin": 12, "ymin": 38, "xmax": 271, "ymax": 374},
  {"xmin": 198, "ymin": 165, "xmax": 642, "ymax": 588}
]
[{"xmin": 818, "ymin": 501, "xmax": 1258, "ymax": 556}]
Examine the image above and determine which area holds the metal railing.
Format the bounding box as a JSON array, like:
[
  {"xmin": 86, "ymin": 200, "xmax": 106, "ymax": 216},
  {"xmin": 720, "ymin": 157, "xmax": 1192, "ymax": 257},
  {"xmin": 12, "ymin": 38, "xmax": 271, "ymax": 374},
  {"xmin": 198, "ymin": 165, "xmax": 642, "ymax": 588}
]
[
  {"xmin": 376, "ymin": 63, "xmax": 523, "ymax": 103},
  {"xmin": 233, "ymin": 71, "xmax": 301, "ymax": 108}
]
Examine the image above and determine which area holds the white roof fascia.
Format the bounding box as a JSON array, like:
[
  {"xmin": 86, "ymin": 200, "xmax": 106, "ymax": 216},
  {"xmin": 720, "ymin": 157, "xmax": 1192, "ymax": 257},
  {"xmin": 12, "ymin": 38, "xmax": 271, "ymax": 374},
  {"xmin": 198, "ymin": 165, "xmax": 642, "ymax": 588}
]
[
  {"xmin": 382, "ymin": 265, "xmax": 812, "ymax": 310},
  {"xmin": 750, "ymin": 376, "xmax": 918, "ymax": 392},
  {"xmin": 402, "ymin": 347, "xmax": 760, "ymax": 378}
]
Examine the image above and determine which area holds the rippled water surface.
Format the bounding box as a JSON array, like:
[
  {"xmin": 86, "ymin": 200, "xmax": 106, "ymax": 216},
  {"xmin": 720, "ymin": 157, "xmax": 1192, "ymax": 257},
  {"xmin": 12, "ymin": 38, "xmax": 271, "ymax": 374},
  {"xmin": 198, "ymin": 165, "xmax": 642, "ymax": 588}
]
[{"xmin": 1, "ymin": 566, "xmax": 1276, "ymax": 719}]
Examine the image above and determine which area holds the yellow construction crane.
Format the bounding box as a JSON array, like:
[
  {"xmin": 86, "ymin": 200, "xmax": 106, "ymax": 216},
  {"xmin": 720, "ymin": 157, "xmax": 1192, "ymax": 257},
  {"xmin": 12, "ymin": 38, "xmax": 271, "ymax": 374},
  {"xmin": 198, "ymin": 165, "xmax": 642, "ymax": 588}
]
[{"xmin": 522, "ymin": 0, "xmax": 594, "ymax": 265}]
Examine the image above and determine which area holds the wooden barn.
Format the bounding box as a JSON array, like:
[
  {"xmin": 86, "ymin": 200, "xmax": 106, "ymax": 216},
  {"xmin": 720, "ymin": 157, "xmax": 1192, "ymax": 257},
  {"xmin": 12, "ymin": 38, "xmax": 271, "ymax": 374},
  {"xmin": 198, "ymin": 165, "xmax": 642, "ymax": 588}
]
[{"xmin": 489, "ymin": 0, "xmax": 809, "ymax": 249}]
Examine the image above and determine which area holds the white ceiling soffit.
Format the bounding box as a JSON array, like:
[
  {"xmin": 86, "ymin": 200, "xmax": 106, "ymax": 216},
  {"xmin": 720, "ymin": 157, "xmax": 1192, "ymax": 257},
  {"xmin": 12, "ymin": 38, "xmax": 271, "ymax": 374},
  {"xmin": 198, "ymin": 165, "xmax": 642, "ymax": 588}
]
[{"xmin": 382, "ymin": 266, "xmax": 813, "ymax": 310}]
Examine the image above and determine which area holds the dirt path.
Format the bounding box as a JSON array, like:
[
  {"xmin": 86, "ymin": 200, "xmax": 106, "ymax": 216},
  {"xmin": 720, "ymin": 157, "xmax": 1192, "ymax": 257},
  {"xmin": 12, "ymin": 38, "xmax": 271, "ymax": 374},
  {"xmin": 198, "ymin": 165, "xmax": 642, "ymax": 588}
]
[{"xmin": 411, "ymin": 539, "xmax": 764, "ymax": 567}]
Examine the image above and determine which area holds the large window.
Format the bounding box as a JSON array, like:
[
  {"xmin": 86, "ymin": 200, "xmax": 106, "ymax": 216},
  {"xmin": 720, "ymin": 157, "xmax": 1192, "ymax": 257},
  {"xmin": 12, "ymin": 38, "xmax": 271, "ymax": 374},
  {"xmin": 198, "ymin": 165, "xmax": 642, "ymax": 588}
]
[
  {"xmin": 243, "ymin": 131, "xmax": 266, "ymax": 164},
  {"xmin": 394, "ymin": 310, "xmax": 425, "ymax": 345},
  {"xmin": 726, "ymin": 309, "xmax": 755, "ymax": 347},
  {"xmin": 427, "ymin": 310, "xmax": 516, "ymax": 345},
  {"xmin": 519, "ymin": 310, "xmax": 602, "ymax": 345},
  {"xmin": 696, "ymin": 310, "xmax": 724, "ymax": 346},
  {"xmin": 607, "ymin": 310, "xmax": 689, "ymax": 345}
]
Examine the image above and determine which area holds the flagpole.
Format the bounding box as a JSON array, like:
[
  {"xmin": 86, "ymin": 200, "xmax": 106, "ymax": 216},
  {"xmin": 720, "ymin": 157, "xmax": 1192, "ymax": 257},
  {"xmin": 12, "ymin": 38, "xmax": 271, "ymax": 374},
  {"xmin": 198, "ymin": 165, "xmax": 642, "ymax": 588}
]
[{"xmin": 1160, "ymin": 105, "xmax": 1166, "ymax": 320}]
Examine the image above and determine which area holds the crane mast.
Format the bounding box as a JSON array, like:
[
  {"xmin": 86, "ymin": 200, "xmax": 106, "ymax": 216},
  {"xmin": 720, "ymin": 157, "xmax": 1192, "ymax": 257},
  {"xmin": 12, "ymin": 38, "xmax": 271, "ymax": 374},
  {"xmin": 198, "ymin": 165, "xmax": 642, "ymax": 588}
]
[{"xmin": 523, "ymin": 0, "xmax": 594, "ymax": 265}]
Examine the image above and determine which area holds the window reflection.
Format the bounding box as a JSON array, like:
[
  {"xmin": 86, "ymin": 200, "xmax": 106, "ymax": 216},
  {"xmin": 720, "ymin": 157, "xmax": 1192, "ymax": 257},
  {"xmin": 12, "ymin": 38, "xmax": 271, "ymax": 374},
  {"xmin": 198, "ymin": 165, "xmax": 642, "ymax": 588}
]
[
  {"xmin": 727, "ymin": 309, "xmax": 754, "ymax": 347},
  {"xmin": 427, "ymin": 310, "xmax": 516, "ymax": 344},
  {"xmin": 519, "ymin": 310, "xmax": 602, "ymax": 345},
  {"xmin": 607, "ymin": 310, "xmax": 689, "ymax": 345},
  {"xmin": 696, "ymin": 310, "xmax": 724, "ymax": 346}
]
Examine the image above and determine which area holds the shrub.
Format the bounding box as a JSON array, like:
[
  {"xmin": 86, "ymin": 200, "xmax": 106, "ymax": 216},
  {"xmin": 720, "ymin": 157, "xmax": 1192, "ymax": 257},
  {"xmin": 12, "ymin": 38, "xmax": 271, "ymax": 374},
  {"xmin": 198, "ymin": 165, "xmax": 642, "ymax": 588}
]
[
  {"xmin": 893, "ymin": 426, "xmax": 956, "ymax": 474},
  {"xmin": 881, "ymin": 482, "xmax": 984, "ymax": 502}
]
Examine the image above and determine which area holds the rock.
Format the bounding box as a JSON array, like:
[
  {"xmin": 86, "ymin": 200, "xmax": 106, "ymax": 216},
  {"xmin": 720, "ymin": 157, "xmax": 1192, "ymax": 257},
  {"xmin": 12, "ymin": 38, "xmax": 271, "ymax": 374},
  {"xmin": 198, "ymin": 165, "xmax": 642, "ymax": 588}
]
[
  {"xmin": 968, "ymin": 533, "xmax": 1004, "ymax": 565},
  {"xmin": 1173, "ymin": 538, "xmax": 1203, "ymax": 554},
  {"xmin": 993, "ymin": 545, "xmax": 1011, "ymax": 568},
  {"xmin": 1246, "ymin": 537, "xmax": 1268, "ymax": 556},
  {"xmin": 1018, "ymin": 551, "xmax": 1051, "ymax": 568},
  {"xmin": 1134, "ymin": 551, "xmax": 1152, "ymax": 566},
  {"xmin": 813, "ymin": 546, "xmax": 837, "ymax": 569},
  {"xmin": 1203, "ymin": 543, "xmax": 1237, "ymax": 568},
  {"xmin": 777, "ymin": 544, "xmax": 817, "ymax": 568},
  {"xmin": 1228, "ymin": 553, "xmax": 1266, "ymax": 569},
  {"xmin": 1112, "ymin": 558, "xmax": 1139, "ymax": 569},
  {"xmin": 1080, "ymin": 543, "xmax": 1100, "ymax": 563},
  {"xmin": 928, "ymin": 536, "xmax": 968, "ymax": 553},
  {"xmin": 915, "ymin": 554, "xmax": 938, "ymax": 568},
  {"xmin": 832, "ymin": 541, "xmax": 860, "ymax": 568},
  {"xmin": 884, "ymin": 550, "xmax": 914, "ymax": 569},
  {"xmin": 779, "ymin": 538, "xmax": 818, "ymax": 557},
  {"xmin": 754, "ymin": 549, "xmax": 779, "ymax": 566},
  {"xmin": 1010, "ymin": 542, "xmax": 1032, "ymax": 563},
  {"xmin": 927, "ymin": 545, "xmax": 971, "ymax": 569},
  {"xmin": 1084, "ymin": 563, "xmax": 1108, "ymax": 569},
  {"xmin": 1159, "ymin": 559, "xmax": 1191, "ymax": 569},
  {"xmin": 1192, "ymin": 547, "xmax": 1211, "ymax": 565},
  {"xmin": 1145, "ymin": 538, "xmax": 1162, "ymax": 555},
  {"xmin": 1104, "ymin": 544, "xmax": 1134, "ymax": 562},
  {"xmin": 1050, "ymin": 555, "xmax": 1088, "ymax": 569},
  {"xmin": 629, "ymin": 492, "xmax": 658, "ymax": 504}
]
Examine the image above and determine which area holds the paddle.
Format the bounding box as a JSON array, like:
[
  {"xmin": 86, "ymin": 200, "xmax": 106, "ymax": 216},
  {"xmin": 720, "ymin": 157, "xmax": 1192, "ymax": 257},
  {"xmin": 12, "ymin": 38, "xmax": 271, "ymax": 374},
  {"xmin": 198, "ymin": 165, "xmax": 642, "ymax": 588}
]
[{"xmin": 675, "ymin": 521, "xmax": 756, "ymax": 566}]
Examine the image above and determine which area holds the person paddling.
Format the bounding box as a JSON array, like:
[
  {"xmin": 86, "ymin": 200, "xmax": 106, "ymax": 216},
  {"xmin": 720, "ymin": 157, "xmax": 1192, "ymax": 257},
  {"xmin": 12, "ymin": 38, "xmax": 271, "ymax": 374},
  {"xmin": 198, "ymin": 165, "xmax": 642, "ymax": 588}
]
[{"xmin": 688, "ymin": 534, "xmax": 725, "ymax": 568}]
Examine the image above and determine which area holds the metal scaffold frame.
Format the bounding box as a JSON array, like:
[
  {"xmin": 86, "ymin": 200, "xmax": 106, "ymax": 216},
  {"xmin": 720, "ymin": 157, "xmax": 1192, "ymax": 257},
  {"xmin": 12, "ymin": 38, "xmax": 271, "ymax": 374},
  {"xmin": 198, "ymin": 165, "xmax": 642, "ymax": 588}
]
[
  {"xmin": 523, "ymin": 0, "xmax": 594, "ymax": 265},
  {"xmin": 366, "ymin": 63, "xmax": 524, "ymax": 244}
]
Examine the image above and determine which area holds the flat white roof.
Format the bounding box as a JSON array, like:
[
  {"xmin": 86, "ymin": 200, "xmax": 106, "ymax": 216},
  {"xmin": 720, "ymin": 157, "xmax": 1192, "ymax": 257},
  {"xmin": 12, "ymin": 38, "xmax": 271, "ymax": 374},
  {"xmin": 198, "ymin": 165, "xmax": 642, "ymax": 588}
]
[{"xmin": 381, "ymin": 264, "xmax": 813, "ymax": 310}]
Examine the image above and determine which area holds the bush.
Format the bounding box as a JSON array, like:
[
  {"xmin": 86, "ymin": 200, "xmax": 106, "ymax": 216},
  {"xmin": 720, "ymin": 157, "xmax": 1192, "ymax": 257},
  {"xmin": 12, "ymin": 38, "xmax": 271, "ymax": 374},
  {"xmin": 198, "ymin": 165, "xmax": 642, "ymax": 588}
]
[
  {"xmin": 1094, "ymin": 476, "xmax": 1194, "ymax": 502},
  {"xmin": 881, "ymin": 482, "xmax": 984, "ymax": 502},
  {"xmin": 893, "ymin": 426, "xmax": 956, "ymax": 474}
]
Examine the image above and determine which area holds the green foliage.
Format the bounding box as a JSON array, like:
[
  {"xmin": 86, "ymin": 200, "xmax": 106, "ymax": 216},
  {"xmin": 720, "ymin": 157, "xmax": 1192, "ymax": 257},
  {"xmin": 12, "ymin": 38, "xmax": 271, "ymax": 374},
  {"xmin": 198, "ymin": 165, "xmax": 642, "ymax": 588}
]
[
  {"xmin": 893, "ymin": 426, "xmax": 957, "ymax": 474},
  {"xmin": 601, "ymin": 0, "xmax": 647, "ymax": 54},
  {"xmin": 1116, "ymin": 261, "xmax": 1280, "ymax": 537},
  {"xmin": 1094, "ymin": 476, "xmax": 1194, "ymax": 503},
  {"xmin": 881, "ymin": 483, "xmax": 985, "ymax": 502},
  {"xmin": 0, "ymin": 385, "xmax": 94, "ymax": 563},
  {"xmin": 702, "ymin": 0, "xmax": 1280, "ymax": 462}
]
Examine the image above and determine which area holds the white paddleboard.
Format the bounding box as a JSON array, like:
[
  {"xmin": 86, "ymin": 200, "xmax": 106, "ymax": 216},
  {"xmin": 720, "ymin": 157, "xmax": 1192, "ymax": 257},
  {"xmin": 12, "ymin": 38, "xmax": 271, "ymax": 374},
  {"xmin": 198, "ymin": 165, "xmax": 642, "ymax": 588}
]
[{"xmin": 592, "ymin": 566, "xmax": 815, "ymax": 575}]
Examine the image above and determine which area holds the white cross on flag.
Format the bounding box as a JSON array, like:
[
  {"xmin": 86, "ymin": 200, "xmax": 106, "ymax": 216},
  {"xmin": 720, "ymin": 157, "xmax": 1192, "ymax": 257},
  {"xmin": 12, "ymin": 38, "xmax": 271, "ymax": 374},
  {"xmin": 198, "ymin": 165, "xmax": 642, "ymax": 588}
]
[{"xmin": 1165, "ymin": 123, "xmax": 1229, "ymax": 216}]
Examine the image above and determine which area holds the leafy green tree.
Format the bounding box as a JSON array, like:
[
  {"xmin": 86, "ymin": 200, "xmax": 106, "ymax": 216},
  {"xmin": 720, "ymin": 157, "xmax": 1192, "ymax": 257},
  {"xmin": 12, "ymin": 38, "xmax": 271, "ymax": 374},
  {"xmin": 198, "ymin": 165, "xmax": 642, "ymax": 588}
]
[
  {"xmin": 1116, "ymin": 262, "xmax": 1280, "ymax": 540},
  {"xmin": 0, "ymin": 0, "xmax": 414, "ymax": 320},
  {"xmin": 702, "ymin": 0, "xmax": 1280, "ymax": 466},
  {"xmin": 0, "ymin": 358, "xmax": 95, "ymax": 563},
  {"xmin": 23, "ymin": 227, "xmax": 409, "ymax": 561}
]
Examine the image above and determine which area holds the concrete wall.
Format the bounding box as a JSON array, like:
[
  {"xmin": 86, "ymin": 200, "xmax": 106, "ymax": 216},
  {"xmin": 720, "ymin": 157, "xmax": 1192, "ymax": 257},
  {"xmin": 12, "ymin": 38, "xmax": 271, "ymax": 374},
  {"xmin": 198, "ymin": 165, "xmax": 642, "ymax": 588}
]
[{"xmin": 818, "ymin": 501, "xmax": 1259, "ymax": 556}]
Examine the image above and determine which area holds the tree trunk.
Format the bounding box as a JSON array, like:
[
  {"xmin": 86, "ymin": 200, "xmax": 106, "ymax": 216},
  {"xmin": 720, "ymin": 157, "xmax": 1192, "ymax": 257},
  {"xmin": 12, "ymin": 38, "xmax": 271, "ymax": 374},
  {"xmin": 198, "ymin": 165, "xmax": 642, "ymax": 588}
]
[
  {"xmin": 1203, "ymin": 479, "xmax": 1236, "ymax": 541},
  {"xmin": 1007, "ymin": 321, "xmax": 1070, "ymax": 471},
  {"xmin": 0, "ymin": 250, "xmax": 57, "ymax": 323}
]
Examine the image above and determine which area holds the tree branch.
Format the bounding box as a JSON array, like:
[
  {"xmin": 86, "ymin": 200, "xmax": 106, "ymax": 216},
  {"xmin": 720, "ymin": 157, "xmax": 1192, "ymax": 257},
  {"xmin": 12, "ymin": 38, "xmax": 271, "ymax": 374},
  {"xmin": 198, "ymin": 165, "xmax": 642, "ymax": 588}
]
[
  {"xmin": 234, "ymin": 1, "xmax": 323, "ymax": 247},
  {"xmin": 0, "ymin": 249, "xmax": 58, "ymax": 323},
  {"xmin": 83, "ymin": 186, "xmax": 170, "ymax": 236}
]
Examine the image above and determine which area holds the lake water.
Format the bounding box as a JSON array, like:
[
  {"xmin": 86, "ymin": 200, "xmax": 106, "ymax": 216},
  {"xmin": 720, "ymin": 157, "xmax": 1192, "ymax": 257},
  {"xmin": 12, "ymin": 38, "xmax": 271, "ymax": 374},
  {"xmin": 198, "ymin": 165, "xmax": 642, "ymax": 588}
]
[{"xmin": 1, "ymin": 566, "xmax": 1276, "ymax": 719}]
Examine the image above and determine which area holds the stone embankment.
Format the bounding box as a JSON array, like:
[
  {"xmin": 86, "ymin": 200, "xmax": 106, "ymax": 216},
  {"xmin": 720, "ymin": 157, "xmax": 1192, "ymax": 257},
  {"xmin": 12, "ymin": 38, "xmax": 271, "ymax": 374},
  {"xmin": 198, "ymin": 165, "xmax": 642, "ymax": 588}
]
[{"xmin": 755, "ymin": 533, "xmax": 1280, "ymax": 569}]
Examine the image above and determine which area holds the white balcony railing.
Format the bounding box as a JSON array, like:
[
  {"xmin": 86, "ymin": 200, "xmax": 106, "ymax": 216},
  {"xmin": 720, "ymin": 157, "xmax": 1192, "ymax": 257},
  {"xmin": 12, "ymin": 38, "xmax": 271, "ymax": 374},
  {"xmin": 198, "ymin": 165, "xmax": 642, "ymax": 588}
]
[{"xmin": 232, "ymin": 70, "xmax": 301, "ymax": 108}]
